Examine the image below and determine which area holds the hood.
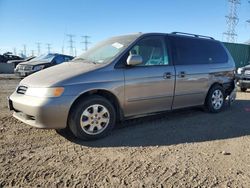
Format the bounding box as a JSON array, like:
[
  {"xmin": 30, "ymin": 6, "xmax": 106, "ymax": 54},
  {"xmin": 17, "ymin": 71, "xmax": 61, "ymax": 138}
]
[
  {"xmin": 243, "ymin": 65, "xmax": 250, "ymax": 70},
  {"xmin": 7, "ymin": 59, "xmax": 24, "ymax": 64},
  {"xmin": 19, "ymin": 60, "xmax": 50, "ymax": 66},
  {"xmin": 20, "ymin": 61, "xmax": 104, "ymax": 87}
]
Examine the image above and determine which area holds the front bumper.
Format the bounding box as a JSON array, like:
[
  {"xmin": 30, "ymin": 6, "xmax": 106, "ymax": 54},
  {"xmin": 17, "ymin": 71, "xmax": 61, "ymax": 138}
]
[
  {"xmin": 228, "ymin": 84, "xmax": 237, "ymax": 105},
  {"xmin": 237, "ymin": 76, "xmax": 250, "ymax": 88},
  {"xmin": 8, "ymin": 92, "xmax": 74, "ymax": 129},
  {"xmin": 14, "ymin": 70, "xmax": 33, "ymax": 77}
]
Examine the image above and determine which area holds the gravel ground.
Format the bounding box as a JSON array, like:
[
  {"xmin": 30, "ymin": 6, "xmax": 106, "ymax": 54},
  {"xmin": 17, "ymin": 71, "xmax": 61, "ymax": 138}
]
[{"xmin": 0, "ymin": 76, "xmax": 250, "ymax": 188}]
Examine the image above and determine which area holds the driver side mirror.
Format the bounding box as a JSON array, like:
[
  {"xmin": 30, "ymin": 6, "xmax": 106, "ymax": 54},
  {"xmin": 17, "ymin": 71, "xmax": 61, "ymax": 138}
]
[{"xmin": 126, "ymin": 54, "xmax": 143, "ymax": 66}]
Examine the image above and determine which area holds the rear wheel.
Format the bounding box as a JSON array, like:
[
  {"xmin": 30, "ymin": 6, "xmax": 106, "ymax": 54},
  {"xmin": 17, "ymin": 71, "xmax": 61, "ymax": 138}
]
[
  {"xmin": 68, "ymin": 95, "xmax": 116, "ymax": 140},
  {"xmin": 240, "ymin": 87, "xmax": 247, "ymax": 92},
  {"xmin": 205, "ymin": 85, "xmax": 225, "ymax": 113}
]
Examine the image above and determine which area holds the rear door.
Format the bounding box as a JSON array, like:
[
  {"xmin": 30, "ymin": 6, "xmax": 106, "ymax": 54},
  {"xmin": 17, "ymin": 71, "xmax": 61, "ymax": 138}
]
[
  {"xmin": 170, "ymin": 36, "xmax": 211, "ymax": 109},
  {"xmin": 123, "ymin": 35, "xmax": 175, "ymax": 117}
]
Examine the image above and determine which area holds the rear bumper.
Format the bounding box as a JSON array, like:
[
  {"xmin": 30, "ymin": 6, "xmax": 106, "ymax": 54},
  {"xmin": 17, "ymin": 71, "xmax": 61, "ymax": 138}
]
[{"xmin": 9, "ymin": 92, "xmax": 74, "ymax": 129}]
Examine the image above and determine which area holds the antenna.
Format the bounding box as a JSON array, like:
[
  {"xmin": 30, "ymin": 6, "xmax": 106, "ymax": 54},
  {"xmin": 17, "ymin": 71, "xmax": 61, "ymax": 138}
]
[
  {"xmin": 36, "ymin": 42, "xmax": 41, "ymax": 56},
  {"xmin": 81, "ymin": 35, "xmax": 91, "ymax": 51},
  {"xmin": 66, "ymin": 34, "xmax": 75, "ymax": 56},
  {"xmin": 223, "ymin": 0, "xmax": 241, "ymax": 43},
  {"xmin": 46, "ymin": 43, "xmax": 52, "ymax": 53}
]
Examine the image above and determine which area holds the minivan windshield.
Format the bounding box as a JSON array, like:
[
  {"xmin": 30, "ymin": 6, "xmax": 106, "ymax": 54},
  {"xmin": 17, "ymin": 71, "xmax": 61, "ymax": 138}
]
[
  {"xmin": 30, "ymin": 54, "xmax": 55, "ymax": 62},
  {"xmin": 73, "ymin": 35, "xmax": 139, "ymax": 64}
]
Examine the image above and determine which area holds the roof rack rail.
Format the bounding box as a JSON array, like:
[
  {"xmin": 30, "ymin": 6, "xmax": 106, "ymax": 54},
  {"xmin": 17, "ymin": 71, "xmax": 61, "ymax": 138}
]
[{"xmin": 171, "ymin": 32, "xmax": 214, "ymax": 40}]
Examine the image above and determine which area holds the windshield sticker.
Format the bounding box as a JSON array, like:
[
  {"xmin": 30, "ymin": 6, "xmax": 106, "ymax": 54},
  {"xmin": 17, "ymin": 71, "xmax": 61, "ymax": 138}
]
[{"xmin": 112, "ymin": 42, "xmax": 124, "ymax": 49}]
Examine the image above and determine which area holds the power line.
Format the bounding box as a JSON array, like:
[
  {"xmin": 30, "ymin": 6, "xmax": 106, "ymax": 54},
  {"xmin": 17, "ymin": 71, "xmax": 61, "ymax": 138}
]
[
  {"xmin": 66, "ymin": 34, "xmax": 75, "ymax": 56},
  {"xmin": 81, "ymin": 35, "xmax": 91, "ymax": 51},
  {"xmin": 223, "ymin": 0, "xmax": 241, "ymax": 43},
  {"xmin": 36, "ymin": 42, "xmax": 41, "ymax": 56}
]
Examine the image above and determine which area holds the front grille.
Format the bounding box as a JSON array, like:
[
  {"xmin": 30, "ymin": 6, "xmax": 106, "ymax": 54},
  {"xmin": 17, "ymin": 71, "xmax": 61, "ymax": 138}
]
[
  {"xmin": 17, "ymin": 65, "xmax": 33, "ymax": 71},
  {"xmin": 16, "ymin": 86, "xmax": 28, "ymax": 94},
  {"xmin": 243, "ymin": 77, "xmax": 250, "ymax": 81},
  {"xmin": 244, "ymin": 70, "xmax": 250, "ymax": 75}
]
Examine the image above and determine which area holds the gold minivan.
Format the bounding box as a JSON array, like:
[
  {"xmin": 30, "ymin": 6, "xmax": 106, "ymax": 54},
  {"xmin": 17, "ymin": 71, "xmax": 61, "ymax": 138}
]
[{"xmin": 8, "ymin": 32, "xmax": 236, "ymax": 140}]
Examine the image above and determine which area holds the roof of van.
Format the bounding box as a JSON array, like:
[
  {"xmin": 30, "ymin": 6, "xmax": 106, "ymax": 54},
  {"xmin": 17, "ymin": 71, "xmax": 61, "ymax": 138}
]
[{"xmin": 121, "ymin": 32, "xmax": 216, "ymax": 41}]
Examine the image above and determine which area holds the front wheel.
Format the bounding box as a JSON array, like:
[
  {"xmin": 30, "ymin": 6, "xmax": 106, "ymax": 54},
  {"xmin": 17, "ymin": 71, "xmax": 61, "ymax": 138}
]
[
  {"xmin": 68, "ymin": 95, "xmax": 116, "ymax": 140},
  {"xmin": 205, "ymin": 85, "xmax": 225, "ymax": 113}
]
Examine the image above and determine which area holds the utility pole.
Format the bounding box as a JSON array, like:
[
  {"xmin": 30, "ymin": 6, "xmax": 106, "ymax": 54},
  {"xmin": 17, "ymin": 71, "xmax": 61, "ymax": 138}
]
[
  {"xmin": 19, "ymin": 50, "xmax": 24, "ymax": 57},
  {"xmin": 13, "ymin": 48, "xmax": 17, "ymax": 55},
  {"xmin": 46, "ymin": 43, "xmax": 52, "ymax": 53},
  {"xmin": 81, "ymin": 35, "xmax": 91, "ymax": 51},
  {"xmin": 23, "ymin": 44, "xmax": 27, "ymax": 56},
  {"xmin": 74, "ymin": 47, "xmax": 77, "ymax": 57},
  {"xmin": 62, "ymin": 46, "xmax": 64, "ymax": 54},
  {"xmin": 31, "ymin": 50, "xmax": 35, "ymax": 56},
  {"xmin": 247, "ymin": 1, "xmax": 250, "ymax": 25},
  {"xmin": 223, "ymin": 0, "xmax": 241, "ymax": 43},
  {"xmin": 66, "ymin": 34, "xmax": 75, "ymax": 56},
  {"xmin": 36, "ymin": 42, "xmax": 41, "ymax": 56}
]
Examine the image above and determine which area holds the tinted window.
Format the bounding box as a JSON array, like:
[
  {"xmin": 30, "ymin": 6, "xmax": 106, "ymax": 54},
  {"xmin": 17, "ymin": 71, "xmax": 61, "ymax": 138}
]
[
  {"xmin": 30, "ymin": 54, "xmax": 55, "ymax": 62},
  {"xmin": 64, "ymin": 56, "xmax": 72, "ymax": 62},
  {"xmin": 54, "ymin": 55, "xmax": 65, "ymax": 64},
  {"xmin": 171, "ymin": 36, "xmax": 228, "ymax": 65},
  {"xmin": 130, "ymin": 36, "xmax": 169, "ymax": 66}
]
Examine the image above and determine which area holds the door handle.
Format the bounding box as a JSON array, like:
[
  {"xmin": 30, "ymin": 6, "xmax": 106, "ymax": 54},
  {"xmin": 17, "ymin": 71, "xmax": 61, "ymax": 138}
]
[
  {"xmin": 163, "ymin": 72, "xmax": 172, "ymax": 79},
  {"xmin": 178, "ymin": 71, "xmax": 186, "ymax": 78}
]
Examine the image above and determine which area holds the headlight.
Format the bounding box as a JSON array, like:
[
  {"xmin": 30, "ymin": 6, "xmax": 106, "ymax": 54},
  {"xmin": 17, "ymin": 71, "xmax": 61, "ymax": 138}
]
[
  {"xmin": 25, "ymin": 87, "xmax": 64, "ymax": 97},
  {"xmin": 237, "ymin": 68, "xmax": 243, "ymax": 74},
  {"xmin": 16, "ymin": 65, "xmax": 21, "ymax": 69},
  {"xmin": 33, "ymin": 65, "xmax": 45, "ymax": 71}
]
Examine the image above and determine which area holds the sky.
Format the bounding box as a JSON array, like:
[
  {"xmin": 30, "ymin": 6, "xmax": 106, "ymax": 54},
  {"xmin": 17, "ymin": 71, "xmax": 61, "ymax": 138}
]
[{"xmin": 0, "ymin": 0, "xmax": 249, "ymax": 56}]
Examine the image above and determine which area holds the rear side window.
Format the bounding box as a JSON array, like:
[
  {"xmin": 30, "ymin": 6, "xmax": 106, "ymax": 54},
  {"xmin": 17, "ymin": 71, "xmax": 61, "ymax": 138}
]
[
  {"xmin": 64, "ymin": 56, "xmax": 72, "ymax": 62},
  {"xmin": 171, "ymin": 36, "xmax": 228, "ymax": 65}
]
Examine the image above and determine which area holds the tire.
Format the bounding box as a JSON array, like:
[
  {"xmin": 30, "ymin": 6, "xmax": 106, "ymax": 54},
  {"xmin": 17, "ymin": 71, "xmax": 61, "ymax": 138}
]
[
  {"xmin": 205, "ymin": 85, "xmax": 226, "ymax": 113},
  {"xmin": 240, "ymin": 87, "xmax": 247, "ymax": 92},
  {"xmin": 68, "ymin": 95, "xmax": 116, "ymax": 140}
]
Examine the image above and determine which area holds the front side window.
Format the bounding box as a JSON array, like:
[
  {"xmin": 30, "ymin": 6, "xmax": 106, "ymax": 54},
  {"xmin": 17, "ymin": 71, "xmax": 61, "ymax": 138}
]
[{"xmin": 129, "ymin": 36, "xmax": 169, "ymax": 66}]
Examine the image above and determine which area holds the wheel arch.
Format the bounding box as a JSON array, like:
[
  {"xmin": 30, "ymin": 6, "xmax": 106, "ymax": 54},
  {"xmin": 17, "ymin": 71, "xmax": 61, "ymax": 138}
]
[
  {"xmin": 205, "ymin": 82, "xmax": 224, "ymax": 104},
  {"xmin": 67, "ymin": 89, "xmax": 123, "ymax": 126}
]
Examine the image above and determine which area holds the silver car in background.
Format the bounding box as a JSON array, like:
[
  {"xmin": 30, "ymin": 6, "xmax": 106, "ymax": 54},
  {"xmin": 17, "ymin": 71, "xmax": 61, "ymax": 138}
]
[
  {"xmin": 8, "ymin": 32, "xmax": 236, "ymax": 140},
  {"xmin": 14, "ymin": 53, "xmax": 73, "ymax": 77}
]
